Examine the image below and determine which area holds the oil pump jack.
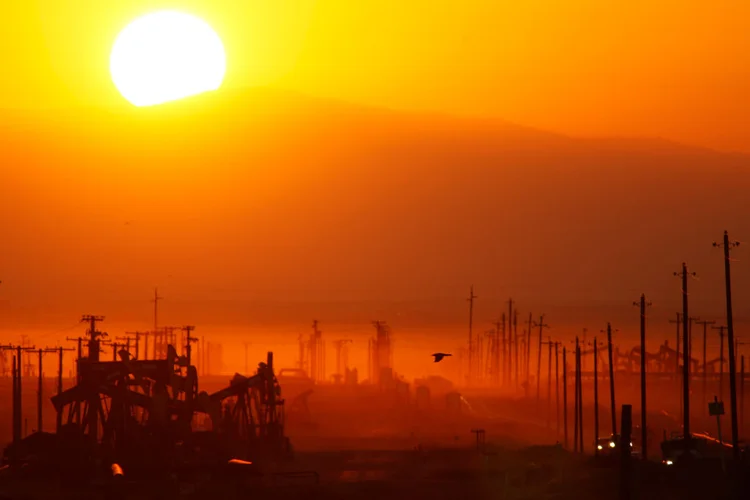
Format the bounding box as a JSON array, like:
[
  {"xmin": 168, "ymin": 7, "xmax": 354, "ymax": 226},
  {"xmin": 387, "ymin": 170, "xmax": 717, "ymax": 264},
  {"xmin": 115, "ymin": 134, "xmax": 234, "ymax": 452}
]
[{"xmin": 3, "ymin": 318, "xmax": 290, "ymax": 476}]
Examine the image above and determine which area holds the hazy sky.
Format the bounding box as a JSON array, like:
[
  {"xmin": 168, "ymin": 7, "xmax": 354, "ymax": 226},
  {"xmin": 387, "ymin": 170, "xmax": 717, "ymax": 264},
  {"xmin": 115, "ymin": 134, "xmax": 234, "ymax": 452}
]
[
  {"xmin": 3, "ymin": 1, "xmax": 750, "ymax": 377},
  {"xmin": 2, "ymin": 1, "xmax": 750, "ymax": 152}
]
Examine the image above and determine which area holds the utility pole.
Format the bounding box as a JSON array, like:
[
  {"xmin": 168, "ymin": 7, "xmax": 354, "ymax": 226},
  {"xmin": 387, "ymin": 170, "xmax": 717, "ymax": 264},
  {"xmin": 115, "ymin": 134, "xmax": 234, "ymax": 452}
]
[
  {"xmin": 153, "ymin": 288, "xmax": 163, "ymax": 333},
  {"xmin": 582, "ymin": 328, "xmax": 588, "ymax": 373},
  {"xmin": 47, "ymin": 346, "xmax": 73, "ymax": 432},
  {"xmin": 741, "ymin": 355, "xmax": 746, "ymax": 437},
  {"xmin": 0, "ymin": 344, "xmax": 19, "ymax": 450},
  {"xmin": 687, "ymin": 316, "xmax": 699, "ymax": 365},
  {"xmin": 130, "ymin": 332, "xmax": 142, "ymax": 359},
  {"xmin": 514, "ymin": 309, "xmax": 519, "ymax": 391},
  {"xmin": 674, "ymin": 263, "xmax": 696, "ymax": 444},
  {"xmin": 13, "ymin": 345, "xmax": 35, "ymax": 440},
  {"xmin": 633, "ymin": 294, "xmax": 652, "ymax": 459},
  {"xmin": 81, "ymin": 315, "xmax": 105, "ymax": 443},
  {"xmin": 36, "ymin": 348, "xmax": 51, "ymax": 433},
  {"xmin": 713, "ymin": 325, "xmax": 727, "ymax": 399},
  {"xmin": 603, "ymin": 322, "xmax": 618, "ymax": 437},
  {"xmin": 183, "ymin": 326, "xmax": 197, "ymax": 368},
  {"xmin": 668, "ymin": 313, "xmax": 683, "ymax": 374},
  {"xmin": 563, "ymin": 347, "xmax": 568, "ymax": 449},
  {"xmin": 65, "ymin": 336, "xmax": 85, "ymax": 385},
  {"xmin": 533, "ymin": 315, "xmax": 550, "ymax": 402},
  {"xmin": 507, "ymin": 299, "xmax": 514, "ymax": 385},
  {"xmin": 541, "ymin": 337, "xmax": 554, "ymax": 427},
  {"xmin": 714, "ymin": 231, "xmax": 740, "ymax": 461},
  {"xmin": 573, "ymin": 340, "xmax": 579, "ymax": 453},
  {"xmin": 695, "ymin": 320, "xmax": 716, "ymax": 408},
  {"xmin": 467, "ymin": 286, "xmax": 477, "ymax": 384},
  {"xmin": 577, "ymin": 338, "xmax": 584, "ymax": 453},
  {"xmin": 495, "ymin": 316, "xmax": 504, "ymax": 387},
  {"xmin": 593, "ymin": 337, "xmax": 600, "ymax": 457},
  {"xmin": 526, "ymin": 312, "xmax": 533, "ymax": 397},
  {"xmin": 554, "ymin": 341, "xmax": 561, "ymax": 438}
]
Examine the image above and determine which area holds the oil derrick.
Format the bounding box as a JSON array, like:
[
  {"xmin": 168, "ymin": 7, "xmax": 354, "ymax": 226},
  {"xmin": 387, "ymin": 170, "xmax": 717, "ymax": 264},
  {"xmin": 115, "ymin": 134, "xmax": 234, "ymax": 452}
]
[
  {"xmin": 153, "ymin": 326, "xmax": 179, "ymax": 362},
  {"xmin": 466, "ymin": 286, "xmax": 477, "ymax": 384},
  {"xmin": 308, "ymin": 320, "xmax": 325, "ymax": 383},
  {"xmin": 332, "ymin": 339, "xmax": 353, "ymax": 384},
  {"xmin": 297, "ymin": 334, "xmax": 308, "ymax": 374},
  {"xmin": 116, "ymin": 334, "xmax": 138, "ymax": 359},
  {"xmin": 45, "ymin": 327, "xmax": 290, "ymax": 467},
  {"xmin": 20, "ymin": 335, "xmax": 35, "ymax": 378},
  {"xmin": 369, "ymin": 321, "xmax": 392, "ymax": 386},
  {"xmin": 0, "ymin": 347, "xmax": 7, "ymax": 378},
  {"xmin": 149, "ymin": 287, "xmax": 164, "ymax": 359},
  {"xmin": 125, "ymin": 331, "xmax": 145, "ymax": 360},
  {"xmin": 204, "ymin": 340, "xmax": 224, "ymax": 376}
]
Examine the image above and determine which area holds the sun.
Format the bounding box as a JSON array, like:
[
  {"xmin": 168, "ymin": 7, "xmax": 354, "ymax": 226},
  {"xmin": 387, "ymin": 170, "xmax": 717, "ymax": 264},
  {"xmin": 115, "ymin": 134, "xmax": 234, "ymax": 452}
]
[{"xmin": 110, "ymin": 11, "xmax": 226, "ymax": 107}]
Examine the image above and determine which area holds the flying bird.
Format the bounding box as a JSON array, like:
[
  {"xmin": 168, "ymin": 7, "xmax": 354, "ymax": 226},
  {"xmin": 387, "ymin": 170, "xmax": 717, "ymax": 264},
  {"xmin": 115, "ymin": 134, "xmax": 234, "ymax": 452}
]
[{"xmin": 432, "ymin": 353, "xmax": 452, "ymax": 363}]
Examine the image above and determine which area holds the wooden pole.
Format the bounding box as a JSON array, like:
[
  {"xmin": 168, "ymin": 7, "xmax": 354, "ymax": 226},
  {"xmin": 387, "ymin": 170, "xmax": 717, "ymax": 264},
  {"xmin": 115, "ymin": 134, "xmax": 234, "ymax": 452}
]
[
  {"xmin": 577, "ymin": 341, "xmax": 584, "ymax": 453},
  {"xmin": 555, "ymin": 342, "xmax": 560, "ymax": 439},
  {"xmin": 717, "ymin": 232, "xmax": 740, "ymax": 460},
  {"xmin": 607, "ymin": 323, "xmax": 617, "ymax": 437},
  {"xmin": 563, "ymin": 347, "xmax": 568, "ymax": 449},
  {"xmin": 638, "ymin": 294, "xmax": 649, "ymax": 460},
  {"xmin": 620, "ymin": 405, "xmax": 633, "ymax": 500},
  {"xmin": 594, "ymin": 337, "xmax": 599, "ymax": 456},
  {"xmin": 573, "ymin": 340, "xmax": 579, "ymax": 453}
]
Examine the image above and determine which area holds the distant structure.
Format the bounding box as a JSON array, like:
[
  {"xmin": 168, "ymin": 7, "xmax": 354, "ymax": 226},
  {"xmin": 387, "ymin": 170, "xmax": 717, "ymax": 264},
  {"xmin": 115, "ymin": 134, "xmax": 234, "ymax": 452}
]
[
  {"xmin": 203, "ymin": 340, "xmax": 223, "ymax": 376},
  {"xmin": 333, "ymin": 339, "xmax": 353, "ymax": 383},
  {"xmin": 152, "ymin": 326, "xmax": 178, "ymax": 361},
  {"xmin": 307, "ymin": 320, "xmax": 325, "ymax": 383},
  {"xmin": 369, "ymin": 320, "xmax": 393, "ymax": 386}
]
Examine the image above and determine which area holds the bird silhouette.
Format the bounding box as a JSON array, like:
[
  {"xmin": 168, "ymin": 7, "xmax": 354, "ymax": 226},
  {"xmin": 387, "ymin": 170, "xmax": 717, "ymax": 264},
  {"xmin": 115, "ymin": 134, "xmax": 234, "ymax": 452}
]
[{"xmin": 432, "ymin": 352, "xmax": 452, "ymax": 363}]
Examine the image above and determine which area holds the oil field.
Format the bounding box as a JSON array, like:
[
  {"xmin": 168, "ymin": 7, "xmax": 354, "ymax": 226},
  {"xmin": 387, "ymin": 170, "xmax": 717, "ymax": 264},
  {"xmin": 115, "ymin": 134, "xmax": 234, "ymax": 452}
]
[
  {"xmin": 5, "ymin": 2, "xmax": 750, "ymax": 499},
  {"xmin": 1, "ymin": 240, "xmax": 750, "ymax": 499}
]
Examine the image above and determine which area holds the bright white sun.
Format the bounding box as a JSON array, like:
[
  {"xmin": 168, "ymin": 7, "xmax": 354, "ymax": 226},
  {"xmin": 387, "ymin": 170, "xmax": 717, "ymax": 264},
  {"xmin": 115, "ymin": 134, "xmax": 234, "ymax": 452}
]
[{"xmin": 110, "ymin": 11, "xmax": 226, "ymax": 107}]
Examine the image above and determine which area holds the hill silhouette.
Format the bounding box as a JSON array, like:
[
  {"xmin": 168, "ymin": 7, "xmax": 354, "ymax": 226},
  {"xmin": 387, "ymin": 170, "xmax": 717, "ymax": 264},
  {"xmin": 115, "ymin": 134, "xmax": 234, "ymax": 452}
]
[{"xmin": 1, "ymin": 87, "xmax": 750, "ymax": 329}]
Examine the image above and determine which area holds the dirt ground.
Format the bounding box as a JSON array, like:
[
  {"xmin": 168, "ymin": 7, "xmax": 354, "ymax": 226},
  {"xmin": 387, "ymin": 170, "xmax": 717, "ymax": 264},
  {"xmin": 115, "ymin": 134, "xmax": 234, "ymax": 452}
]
[{"xmin": 0, "ymin": 443, "xmax": 746, "ymax": 500}]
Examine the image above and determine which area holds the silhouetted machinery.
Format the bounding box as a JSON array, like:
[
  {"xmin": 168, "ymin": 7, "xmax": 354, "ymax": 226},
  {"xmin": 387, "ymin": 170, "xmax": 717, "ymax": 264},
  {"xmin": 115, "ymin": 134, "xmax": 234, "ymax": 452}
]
[{"xmin": 3, "ymin": 344, "xmax": 290, "ymax": 478}]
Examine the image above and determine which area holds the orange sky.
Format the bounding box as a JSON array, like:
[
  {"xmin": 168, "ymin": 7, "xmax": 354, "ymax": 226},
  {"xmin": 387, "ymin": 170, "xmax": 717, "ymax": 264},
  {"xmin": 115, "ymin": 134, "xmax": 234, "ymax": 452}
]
[
  {"xmin": 2, "ymin": 1, "xmax": 750, "ymax": 152},
  {"xmin": 3, "ymin": 1, "xmax": 750, "ymax": 378}
]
